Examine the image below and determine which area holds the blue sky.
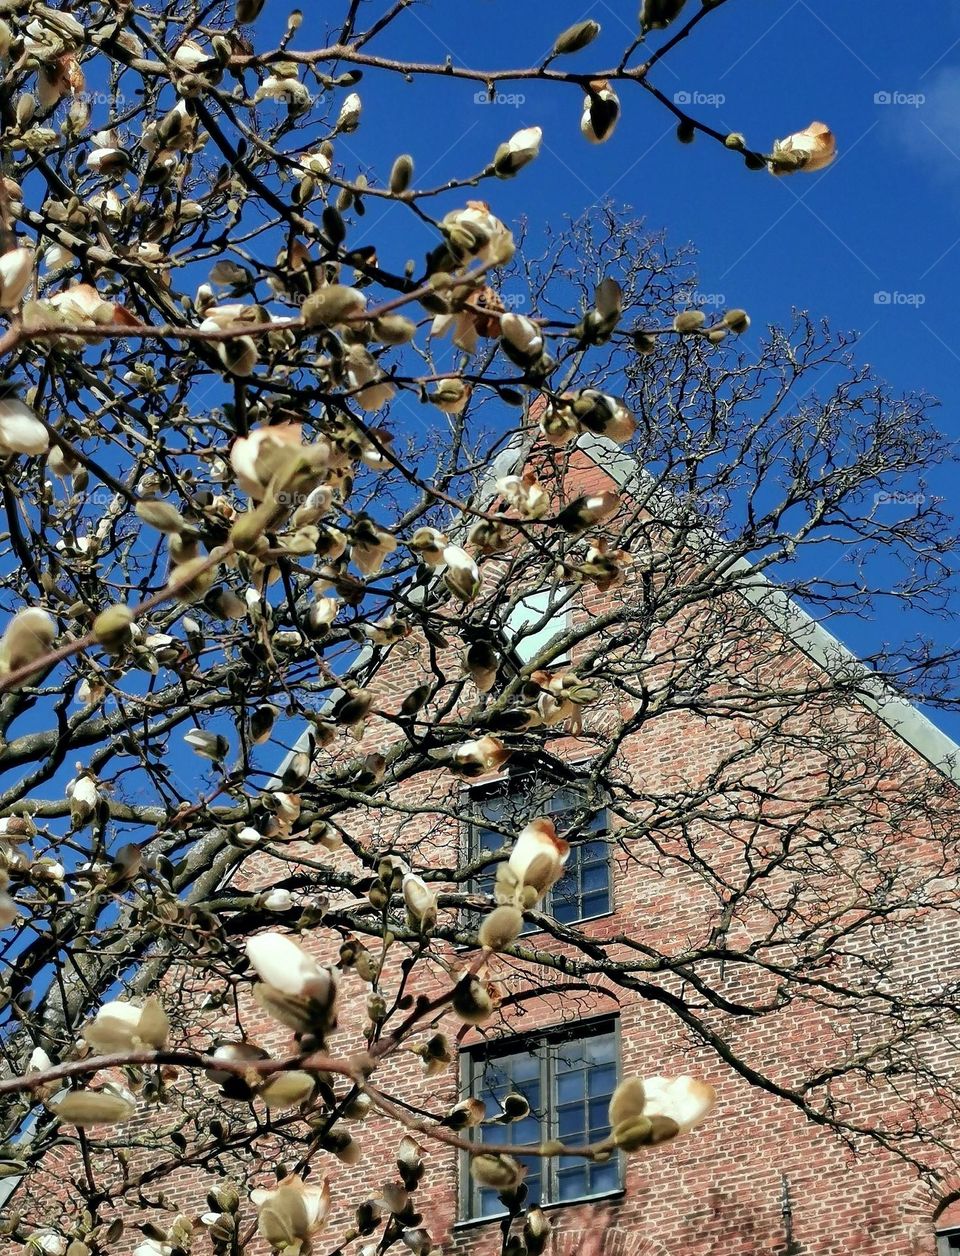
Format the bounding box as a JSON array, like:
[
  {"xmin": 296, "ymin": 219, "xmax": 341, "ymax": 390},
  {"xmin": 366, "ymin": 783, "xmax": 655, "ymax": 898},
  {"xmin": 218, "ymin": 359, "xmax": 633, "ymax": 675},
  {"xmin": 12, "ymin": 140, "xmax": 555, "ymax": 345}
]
[{"xmin": 295, "ymin": 1, "xmax": 960, "ymax": 736}]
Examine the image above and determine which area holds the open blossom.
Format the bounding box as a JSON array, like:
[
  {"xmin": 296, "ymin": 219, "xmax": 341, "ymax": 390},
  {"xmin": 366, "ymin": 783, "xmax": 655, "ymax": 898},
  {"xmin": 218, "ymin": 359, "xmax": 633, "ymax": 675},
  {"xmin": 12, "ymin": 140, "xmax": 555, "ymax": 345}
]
[
  {"xmin": 581, "ymin": 80, "xmax": 620, "ymax": 144},
  {"xmin": 245, "ymin": 932, "xmax": 337, "ymax": 1001},
  {"xmin": 253, "ymin": 1176, "xmax": 331, "ymax": 1249},
  {"xmin": 608, "ymin": 1074, "xmax": 716, "ymax": 1148},
  {"xmin": 642, "ymin": 1075, "xmax": 716, "ymax": 1133},
  {"xmin": 450, "ymin": 734, "xmax": 511, "ymax": 778},
  {"xmin": 770, "ymin": 121, "xmax": 836, "ymax": 174},
  {"xmin": 493, "ymin": 125, "xmax": 542, "ymax": 177},
  {"xmin": 0, "ymin": 398, "xmax": 49, "ymax": 456},
  {"xmin": 496, "ymin": 472, "xmax": 550, "ymax": 520},
  {"xmin": 230, "ymin": 424, "xmax": 303, "ymax": 500},
  {"xmin": 173, "ymin": 38, "xmax": 208, "ymax": 70},
  {"xmin": 430, "ymin": 285, "xmax": 505, "ymax": 354},
  {"xmin": 440, "ymin": 201, "xmax": 515, "ymax": 267},
  {"xmin": 442, "ymin": 544, "xmax": 481, "ymax": 601},
  {"xmin": 344, "ymin": 346, "xmax": 396, "ymax": 411},
  {"xmin": 507, "ymin": 818, "xmax": 570, "ymax": 901},
  {"xmin": 83, "ymin": 996, "xmax": 169, "ymax": 1053},
  {"xmin": 0, "ymin": 247, "xmax": 33, "ymax": 309}
]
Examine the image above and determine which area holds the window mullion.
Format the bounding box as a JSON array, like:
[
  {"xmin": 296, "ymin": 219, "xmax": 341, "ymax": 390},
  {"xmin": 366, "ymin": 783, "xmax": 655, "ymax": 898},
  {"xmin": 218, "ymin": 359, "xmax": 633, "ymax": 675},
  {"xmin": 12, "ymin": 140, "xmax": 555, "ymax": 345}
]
[{"xmin": 544, "ymin": 1042, "xmax": 556, "ymax": 1204}]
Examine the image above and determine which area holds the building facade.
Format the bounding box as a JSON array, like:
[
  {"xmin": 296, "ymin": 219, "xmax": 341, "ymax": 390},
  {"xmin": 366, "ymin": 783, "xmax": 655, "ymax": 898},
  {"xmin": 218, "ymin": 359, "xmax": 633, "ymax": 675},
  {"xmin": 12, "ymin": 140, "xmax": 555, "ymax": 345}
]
[{"xmin": 14, "ymin": 434, "xmax": 960, "ymax": 1256}]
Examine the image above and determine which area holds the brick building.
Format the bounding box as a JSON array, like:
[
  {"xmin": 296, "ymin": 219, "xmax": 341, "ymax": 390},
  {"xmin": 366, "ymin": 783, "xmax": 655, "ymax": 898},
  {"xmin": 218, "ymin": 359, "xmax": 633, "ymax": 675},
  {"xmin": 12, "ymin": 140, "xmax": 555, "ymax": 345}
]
[
  {"xmin": 13, "ymin": 427, "xmax": 960, "ymax": 1256},
  {"xmin": 249, "ymin": 427, "xmax": 960, "ymax": 1256}
]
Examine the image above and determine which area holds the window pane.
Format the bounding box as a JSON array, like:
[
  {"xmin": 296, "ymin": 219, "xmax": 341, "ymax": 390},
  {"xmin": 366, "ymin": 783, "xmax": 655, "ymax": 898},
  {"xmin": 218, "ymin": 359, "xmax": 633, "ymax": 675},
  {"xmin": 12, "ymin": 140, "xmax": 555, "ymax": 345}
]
[
  {"xmin": 469, "ymin": 785, "xmax": 610, "ymax": 926},
  {"xmin": 551, "ymin": 1030, "xmax": 618, "ymax": 1201},
  {"xmin": 506, "ymin": 589, "xmax": 569, "ymax": 665},
  {"xmin": 557, "ymin": 1163, "xmax": 591, "ymax": 1201}
]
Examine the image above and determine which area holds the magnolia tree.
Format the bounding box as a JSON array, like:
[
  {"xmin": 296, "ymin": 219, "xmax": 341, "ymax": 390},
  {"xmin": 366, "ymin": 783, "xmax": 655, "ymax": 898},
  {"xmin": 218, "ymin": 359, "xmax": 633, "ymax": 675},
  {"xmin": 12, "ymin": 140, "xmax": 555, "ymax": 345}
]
[{"xmin": 0, "ymin": 1, "xmax": 957, "ymax": 1254}]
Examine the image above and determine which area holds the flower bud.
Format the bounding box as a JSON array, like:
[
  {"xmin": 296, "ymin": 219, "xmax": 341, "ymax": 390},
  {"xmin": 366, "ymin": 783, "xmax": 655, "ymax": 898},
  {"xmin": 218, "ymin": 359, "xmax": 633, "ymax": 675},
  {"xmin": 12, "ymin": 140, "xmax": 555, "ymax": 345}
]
[
  {"xmin": 389, "ymin": 154, "xmax": 414, "ymax": 193},
  {"xmin": 442, "ymin": 544, "xmax": 481, "ymax": 602},
  {"xmin": 92, "ymin": 605, "xmax": 134, "ymax": 654},
  {"xmin": 402, "ymin": 873, "xmax": 437, "ymax": 933},
  {"xmin": 612, "ymin": 1116, "xmax": 655, "ymax": 1150},
  {"xmin": 581, "ymin": 81, "xmax": 620, "ymax": 144},
  {"xmin": 301, "ymin": 284, "xmax": 367, "ymax": 328},
  {"xmin": 608, "ymin": 1077, "xmax": 646, "ymax": 1126},
  {"xmin": 640, "ymin": 0, "xmax": 688, "ymax": 30},
  {"xmin": 500, "ymin": 313, "xmax": 544, "ymax": 362},
  {"xmin": 506, "ymin": 818, "xmax": 570, "ymax": 902},
  {"xmin": 470, "ymin": 1154, "xmax": 523, "ymax": 1190},
  {"xmin": 553, "ymin": 19, "xmax": 601, "ymax": 54},
  {"xmin": 257, "ymin": 1070, "xmax": 315, "ymax": 1108},
  {"xmin": 83, "ymin": 997, "xmax": 169, "ymax": 1053},
  {"xmin": 0, "ymin": 607, "xmax": 55, "ymax": 678},
  {"xmin": 0, "ymin": 247, "xmax": 33, "ymax": 309},
  {"xmin": 673, "ymin": 309, "xmax": 706, "ymax": 333},
  {"xmin": 52, "ymin": 1090, "xmax": 134, "ymax": 1127},
  {"xmin": 524, "ymin": 1208, "xmax": 551, "ymax": 1255},
  {"xmin": 556, "ymin": 490, "xmax": 619, "ymax": 534},
  {"xmin": 452, "ymin": 973, "xmax": 494, "ymax": 1024},
  {"xmin": 407, "ymin": 528, "xmax": 447, "ymax": 569},
  {"xmin": 723, "ymin": 308, "xmax": 750, "ymax": 334},
  {"xmin": 478, "ymin": 905, "xmax": 523, "ymax": 951},
  {"xmin": 0, "ymin": 398, "xmax": 48, "ymax": 456},
  {"xmin": 492, "ymin": 126, "xmax": 542, "ymax": 179}
]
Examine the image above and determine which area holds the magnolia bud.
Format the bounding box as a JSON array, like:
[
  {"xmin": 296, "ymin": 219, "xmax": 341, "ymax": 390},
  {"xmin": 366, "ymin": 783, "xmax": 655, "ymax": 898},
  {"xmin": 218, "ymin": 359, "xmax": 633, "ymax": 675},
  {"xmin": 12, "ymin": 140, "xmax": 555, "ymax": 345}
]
[
  {"xmin": 640, "ymin": 0, "xmax": 688, "ymax": 30},
  {"xmin": 554, "ymin": 19, "xmax": 601, "ymax": 54},
  {"xmin": 478, "ymin": 905, "xmax": 523, "ymax": 952},
  {"xmin": 470, "ymin": 1154, "xmax": 523, "ymax": 1190},
  {"xmin": 673, "ymin": 309, "xmax": 706, "ymax": 333},
  {"xmin": 136, "ymin": 499, "xmax": 189, "ymax": 534},
  {"xmin": 389, "ymin": 154, "xmax": 414, "ymax": 194},
  {"xmin": 612, "ymin": 1116, "xmax": 655, "ymax": 1150},
  {"xmin": 723, "ymin": 308, "xmax": 750, "ymax": 334},
  {"xmin": 524, "ymin": 1208, "xmax": 551, "ymax": 1256},
  {"xmin": 93, "ymin": 605, "xmax": 134, "ymax": 654},
  {"xmin": 258, "ymin": 1070, "xmax": 315, "ymax": 1108},
  {"xmin": 301, "ymin": 285, "xmax": 366, "ymax": 329},
  {"xmin": 452, "ymin": 973, "xmax": 494, "ymax": 1024},
  {"xmin": 0, "ymin": 607, "xmax": 55, "ymax": 678},
  {"xmin": 52, "ymin": 1090, "xmax": 134, "ymax": 1127}
]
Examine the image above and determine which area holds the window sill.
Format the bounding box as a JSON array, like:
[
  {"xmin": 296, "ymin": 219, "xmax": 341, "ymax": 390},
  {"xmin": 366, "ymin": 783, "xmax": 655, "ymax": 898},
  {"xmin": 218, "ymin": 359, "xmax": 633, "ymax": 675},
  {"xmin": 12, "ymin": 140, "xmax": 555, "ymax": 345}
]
[{"xmin": 454, "ymin": 1187, "xmax": 626, "ymax": 1231}]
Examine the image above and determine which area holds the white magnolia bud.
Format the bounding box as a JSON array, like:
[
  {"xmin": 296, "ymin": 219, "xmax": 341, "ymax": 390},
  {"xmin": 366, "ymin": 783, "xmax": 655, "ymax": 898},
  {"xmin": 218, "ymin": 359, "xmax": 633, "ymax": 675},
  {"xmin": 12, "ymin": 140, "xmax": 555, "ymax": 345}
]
[{"xmin": 0, "ymin": 248, "xmax": 33, "ymax": 308}]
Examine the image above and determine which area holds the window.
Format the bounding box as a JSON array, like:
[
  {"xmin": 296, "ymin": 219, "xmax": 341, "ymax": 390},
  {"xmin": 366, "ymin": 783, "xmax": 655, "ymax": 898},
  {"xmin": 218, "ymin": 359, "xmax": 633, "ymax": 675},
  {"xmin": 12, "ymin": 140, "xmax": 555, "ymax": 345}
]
[
  {"xmin": 462, "ymin": 1021, "xmax": 621, "ymax": 1219},
  {"xmin": 469, "ymin": 777, "xmax": 611, "ymax": 926},
  {"xmin": 938, "ymin": 1231, "xmax": 960, "ymax": 1255},
  {"xmin": 505, "ymin": 588, "xmax": 570, "ymax": 665}
]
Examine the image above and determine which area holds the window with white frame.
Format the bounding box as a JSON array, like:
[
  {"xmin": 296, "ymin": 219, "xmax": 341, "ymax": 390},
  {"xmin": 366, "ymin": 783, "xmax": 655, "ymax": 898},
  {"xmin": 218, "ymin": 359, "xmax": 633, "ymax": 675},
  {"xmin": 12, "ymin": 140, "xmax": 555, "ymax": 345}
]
[
  {"xmin": 461, "ymin": 1020, "xmax": 622, "ymax": 1219},
  {"xmin": 938, "ymin": 1230, "xmax": 960, "ymax": 1255}
]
